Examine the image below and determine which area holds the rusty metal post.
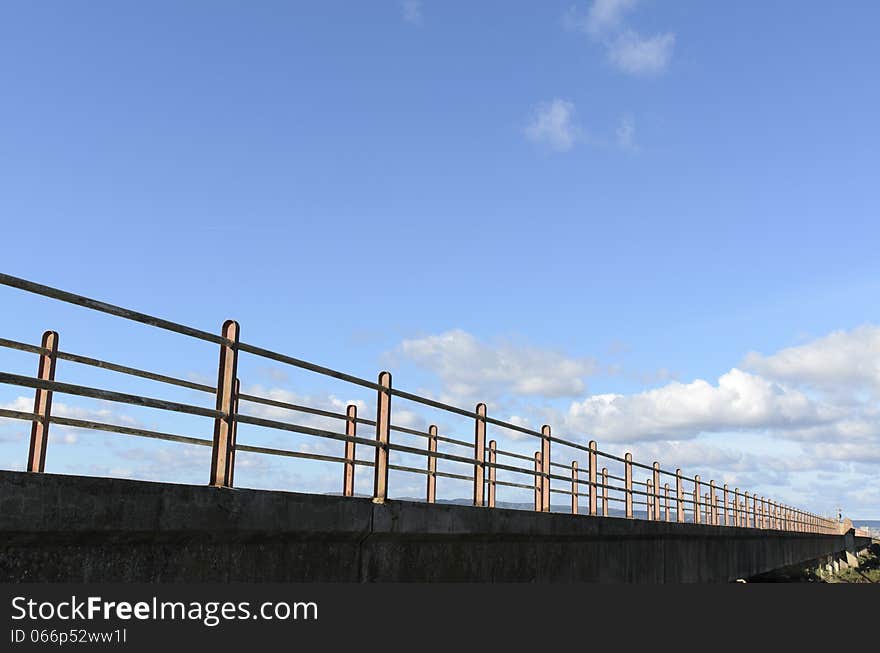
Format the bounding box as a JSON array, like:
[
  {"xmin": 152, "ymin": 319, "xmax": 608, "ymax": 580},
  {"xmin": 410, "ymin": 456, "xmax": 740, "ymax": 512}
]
[
  {"xmin": 694, "ymin": 475, "xmax": 702, "ymax": 524},
  {"xmin": 664, "ymin": 483, "xmax": 670, "ymax": 521},
  {"xmin": 533, "ymin": 451, "xmax": 542, "ymax": 511},
  {"xmin": 753, "ymin": 495, "xmax": 759, "ymax": 529},
  {"xmin": 372, "ymin": 371, "xmax": 392, "ymax": 503},
  {"xmin": 675, "ymin": 469, "xmax": 684, "ymax": 523},
  {"xmin": 652, "ymin": 462, "xmax": 661, "ymax": 521},
  {"xmin": 733, "ymin": 489, "xmax": 740, "ymax": 527},
  {"xmin": 571, "ymin": 461, "xmax": 578, "ymax": 515},
  {"xmin": 488, "ymin": 439, "xmax": 497, "ymax": 508},
  {"xmin": 744, "ymin": 492, "xmax": 751, "ymax": 528},
  {"xmin": 723, "ymin": 484, "xmax": 730, "ymax": 526},
  {"xmin": 588, "ymin": 440, "xmax": 598, "ymax": 516},
  {"xmin": 427, "ymin": 424, "xmax": 437, "ymax": 503},
  {"xmin": 646, "ymin": 479, "xmax": 653, "ymax": 520},
  {"xmin": 343, "ymin": 404, "xmax": 357, "ymax": 497},
  {"xmin": 210, "ymin": 320, "xmax": 240, "ymax": 488},
  {"xmin": 624, "ymin": 452, "xmax": 633, "ymax": 519},
  {"xmin": 541, "ymin": 425, "xmax": 551, "ymax": 513},
  {"xmin": 226, "ymin": 378, "xmax": 241, "ymax": 487},
  {"xmin": 709, "ymin": 480, "xmax": 717, "ymax": 526},
  {"xmin": 27, "ymin": 330, "xmax": 59, "ymax": 473},
  {"xmin": 704, "ymin": 493, "xmax": 709, "ymax": 523},
  {"xmin": 474, "ymin": 404, "xmax": 487, "ymax": 507},
  {"xmin": 602, "ymin": 467, "xmax": 609, "ymax": 517},
  {"xmin": 761, "ymin": 497, "xmax": 767, "ymax": 529}
]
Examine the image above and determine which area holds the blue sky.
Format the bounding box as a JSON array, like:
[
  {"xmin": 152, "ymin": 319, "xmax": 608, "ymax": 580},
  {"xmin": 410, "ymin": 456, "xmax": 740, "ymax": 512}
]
[{"xmin": 1, "ymin": 1, "xmax": 878, "ymax": 518}]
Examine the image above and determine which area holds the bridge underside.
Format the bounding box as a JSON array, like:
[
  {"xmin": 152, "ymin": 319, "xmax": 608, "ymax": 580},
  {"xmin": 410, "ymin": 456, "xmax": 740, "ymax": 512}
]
[{"xmin": 0, "ymin": 471, "xmax": 867, "ymax": 583}]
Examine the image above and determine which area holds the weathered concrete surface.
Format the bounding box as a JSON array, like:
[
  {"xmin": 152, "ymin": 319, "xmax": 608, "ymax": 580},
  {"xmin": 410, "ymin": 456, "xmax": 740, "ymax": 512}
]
[{"xmin": 0, "ymin": 470, "xmax": 864, "ymax": 582}]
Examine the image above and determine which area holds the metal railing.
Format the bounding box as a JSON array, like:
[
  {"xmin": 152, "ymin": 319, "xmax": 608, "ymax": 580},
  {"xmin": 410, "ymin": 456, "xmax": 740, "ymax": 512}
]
[{"xmin": 0, "ymin": 273, "xmax": 839, "ymax": 535}]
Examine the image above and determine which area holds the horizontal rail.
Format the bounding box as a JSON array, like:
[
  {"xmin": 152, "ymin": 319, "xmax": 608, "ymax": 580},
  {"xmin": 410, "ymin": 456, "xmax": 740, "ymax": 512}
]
[
  {"xmin": 0, "ymin": 273, "xmax": 226, "ymax": 345},
  {"xmin": 0, "ymin": 372, "xmax": 221, "ymax": 419}
]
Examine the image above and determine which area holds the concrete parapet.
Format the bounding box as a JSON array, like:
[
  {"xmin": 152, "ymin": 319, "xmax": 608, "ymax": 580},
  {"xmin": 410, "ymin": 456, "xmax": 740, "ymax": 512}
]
[{"xmin": 0, "ymin": 470, "xmax": 857, "ymax": 583}]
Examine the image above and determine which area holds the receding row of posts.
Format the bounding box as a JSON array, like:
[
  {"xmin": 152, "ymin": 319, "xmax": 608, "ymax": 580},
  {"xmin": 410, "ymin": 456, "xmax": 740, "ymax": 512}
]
[{"xmin": 15, "ymin": 326, "xmax": 835, "ymax": 535}]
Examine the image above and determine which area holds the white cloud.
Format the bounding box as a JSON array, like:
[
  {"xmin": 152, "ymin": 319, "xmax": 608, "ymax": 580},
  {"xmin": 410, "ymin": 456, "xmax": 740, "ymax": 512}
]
[
  {"xmin": 401, "ymin": 0, "xmax": 423, "ymax": 25},
  {"xmin": 572, "ymin": 0, "xmax": 636, "ymax": 34},
  {"xmin": 565, "ymin": 1, "xmax": 675, "ymax": 76},
  {"xmin": 398, "ymin": 329, "xmax": 596, "ymax": 401},
  {"xmin": 811, "ymin": 442, "xmax": 880, "ymax": 464},
  {"xmin": 743, "ymin": 325, "xmax": 880, "ymax": 395},
  {"xmin": 564, "ymin": 368, "xmax": 839, "ymax": 442},
  {"xmin": 607, "ymin": 30, "xmax": 675, "ymax": 76},
  {"xmin": 524, "ymin": 99, "xmax": 581, "ymax": 152}
]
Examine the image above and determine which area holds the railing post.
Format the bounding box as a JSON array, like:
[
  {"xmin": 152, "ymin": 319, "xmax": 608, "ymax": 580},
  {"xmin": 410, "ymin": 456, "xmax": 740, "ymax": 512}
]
[
  {"xmin": 709, "ymin": 480, "xmax": 717, "ymax": 526},
  {"xmin": 723, "ymin": 484, "xmax": 729, "ymax": 526},
  {"xmin": 426, "ymin": 424, "xmax": 437, "ymax": 503},
  {"xmin": 753, "ymin": 495, "xmax": 759, "ymax": 529},
  {"xmin": 733, "ymin": 489, "xmax": 740, "ymax": 526},
  {"xmin": 540, "ymin": 425, "xmax": 551, "ymax": 513},
  {"xmin": 652, "ymin": 462, "xmax": 661, "ymax": 520},
  {"xmin": 646, "ymin": 479, "xmax": 653, "ymax": 520},
  {"xmin": 664, "ymin": 483, "xmax": 670, "ymax": 521},
  {"xmin": 624, "ymin": 452, "xmax": 633, "ymax": 519},
  {"xmin": 675, "ymin": 469, "xmax": 684, "ymax": 523},
  {"xmin": 474, "ymin": 404, "xmax": 487, "ymax": 507},
  {"xmin": 602, "ymin": 467, "xmax": 609, "ymax": 517},
  {"xmin": 704, "ymin": 493, "xmax": 709, "ymax": 523},
  {"xmin": 589, "ymin": 440, "xmax": 598, "ymax": 516},
  {"xmin": 226, "ymin": 378, "xmax": 240, "ymax": 487},
  {"xmin": 533, "ymin": 451, "xmax": 542, "ymax": 511},
  {"xmin": 372, "ymin": 371, "xmax": 392, "ymax": 503},
  {"xmin": 571, "ymin": 461, "xmax": 578, "ymax": 515},
  {"xmin": 210, "ymin": 320, "xmax": 239, "ymax": 488},
  {"xmin": 744, "ymin": 491, "xmax": 751, "ymax": 528},
  {"xmin": 27, "ymin": 330, "xmax": 59, "ymax": 473},
  {"xmin": 488, "ymin": 439, "xmax": 497, "ymax": 508},
  {"xmin": 694, "ymin": 475, "xmax": 701, "ymax": 524},
  {"xmin": 343, "ymin": 404, "xmax": 357, "ymax": 497}
]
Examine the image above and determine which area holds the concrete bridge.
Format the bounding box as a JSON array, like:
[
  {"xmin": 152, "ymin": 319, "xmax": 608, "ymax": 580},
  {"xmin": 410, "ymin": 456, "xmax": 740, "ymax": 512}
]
[
  {"xmin": 0, "ymin": 274, "xmax": 872, "ymax": 582},
  {"xmin": 0, "ymin": 470, "xmax": 870, "ymax": 582}
]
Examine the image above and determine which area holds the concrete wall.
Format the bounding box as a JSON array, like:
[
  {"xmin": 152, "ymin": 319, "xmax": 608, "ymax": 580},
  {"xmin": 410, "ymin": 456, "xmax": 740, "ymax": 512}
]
[{"xmin": 0, "ymin": 470, "xmax": 858, "ymax": 583}]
